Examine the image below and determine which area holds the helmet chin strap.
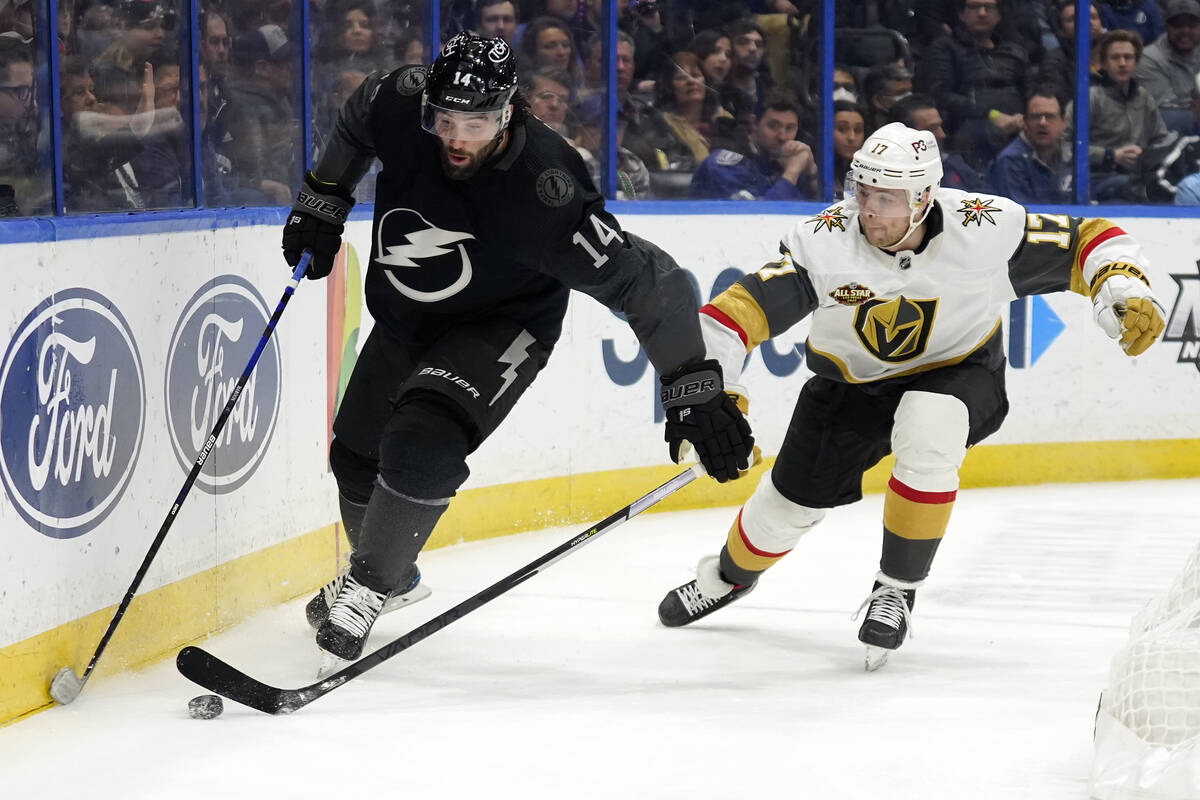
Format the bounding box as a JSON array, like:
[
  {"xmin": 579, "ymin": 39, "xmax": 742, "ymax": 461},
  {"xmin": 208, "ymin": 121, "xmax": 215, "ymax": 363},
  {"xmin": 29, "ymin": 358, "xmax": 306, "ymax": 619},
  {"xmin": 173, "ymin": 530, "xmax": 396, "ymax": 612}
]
[{"xmin": 881, "ymin": 190, "xmax": 934, "ymax": 252}]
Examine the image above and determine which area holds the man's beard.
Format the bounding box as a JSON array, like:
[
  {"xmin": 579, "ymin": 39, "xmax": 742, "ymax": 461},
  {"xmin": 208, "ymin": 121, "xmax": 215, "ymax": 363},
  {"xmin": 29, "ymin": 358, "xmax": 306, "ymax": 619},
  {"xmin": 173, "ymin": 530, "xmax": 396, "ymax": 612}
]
[{"xmin": 439, "ymin": 136, "xmax": 503, "ymax": 180}]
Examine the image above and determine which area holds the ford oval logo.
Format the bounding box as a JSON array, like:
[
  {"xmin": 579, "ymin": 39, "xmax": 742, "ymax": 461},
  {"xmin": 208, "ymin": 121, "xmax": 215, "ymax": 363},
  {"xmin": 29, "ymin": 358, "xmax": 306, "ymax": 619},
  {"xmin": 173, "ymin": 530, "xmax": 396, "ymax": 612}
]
[
  {"xmin": 164, "ymin": 276, "xmax": 281, "ymax": 494},
  {"xmin": 0, "ymin": 289, "xmax": 146, "ymax": 539}
]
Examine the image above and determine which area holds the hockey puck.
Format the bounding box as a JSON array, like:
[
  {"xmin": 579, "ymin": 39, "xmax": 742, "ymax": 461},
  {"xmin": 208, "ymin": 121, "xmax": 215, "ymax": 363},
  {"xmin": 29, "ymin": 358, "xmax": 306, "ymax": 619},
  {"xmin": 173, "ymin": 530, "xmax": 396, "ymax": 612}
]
[{"xmin": 187, "ymin": 694, "xmax": 224, "ymax": 720}]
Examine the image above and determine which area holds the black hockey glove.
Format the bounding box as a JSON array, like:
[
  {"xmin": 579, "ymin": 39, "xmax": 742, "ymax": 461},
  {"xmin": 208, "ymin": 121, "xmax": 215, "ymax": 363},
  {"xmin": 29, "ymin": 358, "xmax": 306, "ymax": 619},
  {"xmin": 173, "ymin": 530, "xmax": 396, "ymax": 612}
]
[
  {"xmin": 661, "ymin": 360, "xmax": 754, "ymax": 483},
  {"xmin": 282, "ymin": 172, "xmax": 355, "ymax": 280}
]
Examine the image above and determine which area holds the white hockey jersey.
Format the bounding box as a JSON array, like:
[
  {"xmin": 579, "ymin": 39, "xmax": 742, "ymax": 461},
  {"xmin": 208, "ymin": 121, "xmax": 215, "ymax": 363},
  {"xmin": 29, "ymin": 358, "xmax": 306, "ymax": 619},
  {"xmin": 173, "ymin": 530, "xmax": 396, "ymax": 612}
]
[{"xmin": 701, "ymin": 187, "xmax": 1152, "ymax": 387}]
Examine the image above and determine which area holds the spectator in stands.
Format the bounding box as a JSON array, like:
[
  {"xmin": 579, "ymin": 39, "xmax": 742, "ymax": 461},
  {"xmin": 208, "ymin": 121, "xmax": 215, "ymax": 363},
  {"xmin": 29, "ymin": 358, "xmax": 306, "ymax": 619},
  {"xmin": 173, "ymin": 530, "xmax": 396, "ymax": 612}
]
[
  {"xmin": 911, "ymin": 0, "xmax": 1046, "ymax": 59},
  {"xmin": 519, "ymin": 16, "xmax": 584, "ymax": 89},
  {"xmin": 224, "ymin": 24, "xmax": 299, "ymax": 205},
  {"xmin": 130, "ymin": 50, "xmax": 188, "ymax": 208},
  {"xmin": 862, "ymin": 63, "xmax": 912, "ymax": 134},
  {"xmin": 1136, "ymin": 0, "xmax": 1200, "ymax": 134},
  {"xmin": 622, "ymin": 0, "xmax": 671, "ymax": 85},
  {"xmin": 316, "ymin": 0, "xmax": 389, "ymax": 71},
  {"xmin": 69, "ymin": 57, "xmax": 154, "ymax": 211},
  {"xmin": 58, "ymin": 0, "xmax": 78, "ymax": 55},
  {"xmin": 476, "ymin": 0, "xmax": 519, "ymax": 44},
  {"xmin": 1172, "ymin": 169, "xmax": 1200, "ymax": 202},
  {"xmin": 0, "ymin": 35, "xmax": 39, "ymax": 216},
  {"xmin": 199, "ymin": 7, "xmax": 231, "ymax": 86},
  {"xmin": 1037, "ymin": 0, "xmax": 1105, "ymax": 98},
  {"xmin": 1097, "ymin": 0, "xmax": 1164, "ymax": 48},
  {"xmin": 725, "ymin": 17, "xmax": 772, "ymax": 121},
  {"xmin": 692, "ymin": 29, "xmax": 732, "ymax": 90},
  {"xmin": 77, "ymin": 1, "xmax": 123, "ymax": 64},
  {"xmin": 394, "ymin": 29, "xmax": 425, "ymax": 65},
  {"xmin": 833, "ymin": 64, "xmax": 860, "ymax": 104},
  {"xmin": 891, "ymin": 93, "xmax": 991, "ymax": 191},
  {"xmin": 914, "ymin": 0, "xmax": 1029, "ymax": 169},
  {"xmin": 691, "ymin": 89, "xmax": 815, "ymax": 200},
  {"xmin": 575, "ymin": 29, "xmax": 654, "ymax": 163},
  {"xmin": 525, "ymin": 66, "xmax": 573, "ymax": 136},
  {"xmin": 831, "ymin": 99, "xmax": 866, "ymax": 197},
  {"xmin": 94, "ymin": 0, "xmax": 170, "ymax": 86},
  {"xmin": 989, "ymin": 88, "xmax": 1073, "ymax": 204},
  {"xmin": 1083, "ymin": 29, "xmax": 1176, "ymax": 201},
  {"xmin": 0, "ymin": 0, "xmax": 33, "ymax": 43}
]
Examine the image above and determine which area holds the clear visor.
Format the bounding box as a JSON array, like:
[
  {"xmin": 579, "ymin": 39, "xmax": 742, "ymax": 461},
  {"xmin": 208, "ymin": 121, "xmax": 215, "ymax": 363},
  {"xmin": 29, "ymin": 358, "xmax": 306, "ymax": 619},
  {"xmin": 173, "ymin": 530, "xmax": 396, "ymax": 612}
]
[
  {"xmin": 421, "ymin": 103, "xmax": 508, "ymax": 141},
  {"xmin": 844, "ymin": 175, "xmax": 919, "ymax": 219}
]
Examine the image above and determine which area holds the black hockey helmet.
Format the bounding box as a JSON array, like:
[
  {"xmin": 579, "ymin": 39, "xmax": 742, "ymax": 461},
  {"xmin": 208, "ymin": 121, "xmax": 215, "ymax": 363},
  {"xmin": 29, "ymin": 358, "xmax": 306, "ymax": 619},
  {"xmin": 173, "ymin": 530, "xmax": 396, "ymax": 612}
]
[{"xmin": 421, "ymin": 32, "xmax": 518, "ymax": 141}]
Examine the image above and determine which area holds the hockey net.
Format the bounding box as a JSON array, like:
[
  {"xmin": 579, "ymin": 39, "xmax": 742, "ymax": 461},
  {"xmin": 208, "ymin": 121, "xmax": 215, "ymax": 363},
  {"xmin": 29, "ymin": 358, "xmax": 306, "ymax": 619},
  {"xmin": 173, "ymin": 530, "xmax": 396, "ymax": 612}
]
[{"xmin": 1091, "ymin": 540, "xmax": 1200, "ymax": 800}]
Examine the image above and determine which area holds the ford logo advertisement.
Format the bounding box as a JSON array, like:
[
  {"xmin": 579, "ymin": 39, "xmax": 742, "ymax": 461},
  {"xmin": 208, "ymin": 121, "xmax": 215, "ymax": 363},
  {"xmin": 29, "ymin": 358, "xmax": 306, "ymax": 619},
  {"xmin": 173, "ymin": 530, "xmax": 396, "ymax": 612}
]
[
  {"xmin": 0, "ymin": 289, "xmax": 146, "ymax": 539},
  {"xmin": 165, "ymin": 275, "xmax": 281, "ymax": 494}
]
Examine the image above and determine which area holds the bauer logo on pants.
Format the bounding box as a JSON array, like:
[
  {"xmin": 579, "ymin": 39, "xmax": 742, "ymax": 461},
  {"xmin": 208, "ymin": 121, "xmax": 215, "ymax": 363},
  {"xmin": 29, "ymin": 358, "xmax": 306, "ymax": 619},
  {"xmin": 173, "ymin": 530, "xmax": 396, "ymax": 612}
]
[
  {"xmin": 0, "ymin": 289, "xmax": 146, "ymax": 538},
  {"xmin": 165, "ymin": 276, "xmax": 281, "ymax": 494}
]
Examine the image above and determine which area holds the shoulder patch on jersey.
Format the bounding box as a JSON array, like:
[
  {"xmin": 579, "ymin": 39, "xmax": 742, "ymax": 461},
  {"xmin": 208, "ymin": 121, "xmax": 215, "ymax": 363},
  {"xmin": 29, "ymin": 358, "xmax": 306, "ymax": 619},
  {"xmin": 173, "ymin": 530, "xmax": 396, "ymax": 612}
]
[
  {"xmin": 957, "ymin": 196, "xmax": 1002, "ymax": 227},
  {"xmin": 808, "ymin": 205, "xmax": 848, "ymax": 233},
  {"xmin": 714, "ymin": 149, "xmax": 744, "ymax": 166},
  {"xmin": 395, "ymin": 65, "xmax": 428, "ymax": 95},
  {"xmin": 829, "ymin": 282, "xmax": 876, "ymax": 306},
  {"xmin": 535, "ymin": 168, "xmax": 574, "ymax": 208}
]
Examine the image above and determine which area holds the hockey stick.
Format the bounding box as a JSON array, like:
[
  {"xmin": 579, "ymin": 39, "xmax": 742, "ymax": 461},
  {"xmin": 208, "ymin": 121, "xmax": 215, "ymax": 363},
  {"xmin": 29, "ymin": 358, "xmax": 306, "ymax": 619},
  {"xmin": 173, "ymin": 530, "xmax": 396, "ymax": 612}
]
[
  {"xmin": 50, "ymin": 252, "xmax": 314, "ymax": 705},
  {"xmin": 176, "ymin": 462, "xmax": 707, "ymax": 715}
]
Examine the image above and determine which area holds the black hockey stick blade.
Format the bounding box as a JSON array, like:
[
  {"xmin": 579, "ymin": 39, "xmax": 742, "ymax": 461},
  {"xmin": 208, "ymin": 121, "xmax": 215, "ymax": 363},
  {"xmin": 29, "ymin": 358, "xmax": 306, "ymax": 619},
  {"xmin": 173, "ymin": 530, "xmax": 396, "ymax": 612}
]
[
  {"xmin": 177, "ymin": 463, "xmax": 706, "ymax": 714},
  {"xmin": 176, "ymin": 646, "xmax": 330, "ymax": 714}
]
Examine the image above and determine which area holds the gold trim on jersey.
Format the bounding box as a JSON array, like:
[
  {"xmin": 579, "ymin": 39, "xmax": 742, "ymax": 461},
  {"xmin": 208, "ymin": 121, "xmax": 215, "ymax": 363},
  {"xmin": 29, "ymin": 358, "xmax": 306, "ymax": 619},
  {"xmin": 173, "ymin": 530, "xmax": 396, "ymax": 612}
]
[
  {"xmin": 809, "ymin": 317, "xmax": 1003, "ymax": 383},
  {"xmin": 1088, "ymin": 261, "xmax": 1150, "ymax": 297},
  {"xmin": 1071, "ymin": 218, "xmax": 1123, "ymax": 295},
  {"xmin": 710, "ymin": 283, "xmax": 772, "ymax": 350}
]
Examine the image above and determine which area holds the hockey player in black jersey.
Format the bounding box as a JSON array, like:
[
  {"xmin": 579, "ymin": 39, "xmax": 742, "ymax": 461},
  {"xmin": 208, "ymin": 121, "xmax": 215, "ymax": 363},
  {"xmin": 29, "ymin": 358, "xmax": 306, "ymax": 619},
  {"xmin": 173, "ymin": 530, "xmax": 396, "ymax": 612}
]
[{"xmin": 281, "ymin": 33, "xmax": 753, "ymax": 666}]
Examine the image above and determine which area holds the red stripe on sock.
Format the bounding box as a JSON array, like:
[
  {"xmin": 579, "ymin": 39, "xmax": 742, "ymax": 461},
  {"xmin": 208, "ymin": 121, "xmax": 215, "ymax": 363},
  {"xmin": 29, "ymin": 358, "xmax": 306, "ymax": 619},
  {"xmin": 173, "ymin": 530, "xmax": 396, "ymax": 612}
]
[
  {"xmin": 887, "ymin": 476, "xmax": 956, "ymax": 505},
  {"xmin": 701, "ymin": 304, "xmax": 749, "ymax": 348},
  {"xmin": 1078, "ymin": 225, "xmax": 1126, "ymax": 269},
  {"xmin": 737, "ymin": 509, "xmax": 791, "ymax": 558}
]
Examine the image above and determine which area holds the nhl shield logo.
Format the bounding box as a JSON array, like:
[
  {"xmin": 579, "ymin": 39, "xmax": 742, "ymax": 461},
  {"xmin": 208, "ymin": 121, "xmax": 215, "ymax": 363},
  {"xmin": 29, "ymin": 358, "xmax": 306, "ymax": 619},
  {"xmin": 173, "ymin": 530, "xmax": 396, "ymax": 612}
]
[{"xmin": 853, "ymin": 295, "xmax": 939, "ymax": 362}]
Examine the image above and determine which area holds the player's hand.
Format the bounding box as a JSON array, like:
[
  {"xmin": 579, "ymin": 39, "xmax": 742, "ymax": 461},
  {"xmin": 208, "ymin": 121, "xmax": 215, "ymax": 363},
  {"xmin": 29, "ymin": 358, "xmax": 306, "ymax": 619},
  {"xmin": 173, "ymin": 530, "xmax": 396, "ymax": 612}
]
[
  {"xmin": 661, "ymin": 360, "xmax": 754, "ymax": 483},
  {"xmin": 282, "ymin": 172, "xmax": 355, "ymax": 280},
  {"xmin": 1092, "ymin": 272, "xmax": 1165, "ymax": 356}
]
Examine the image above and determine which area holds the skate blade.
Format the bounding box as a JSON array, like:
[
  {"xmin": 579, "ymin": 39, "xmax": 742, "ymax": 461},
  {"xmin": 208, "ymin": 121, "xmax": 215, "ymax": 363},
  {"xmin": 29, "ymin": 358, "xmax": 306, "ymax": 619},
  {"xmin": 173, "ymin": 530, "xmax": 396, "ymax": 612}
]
[
  {"xmin": 317, "ymin": 650, "xmax": 350, "ymax": 680},
  {"xmin": 864, "ymin": 645, "xmax": 890, "ymax": 672},
  {"xmin": 383, "ymin": 582, "xmax": 431, "ymax": 613}
]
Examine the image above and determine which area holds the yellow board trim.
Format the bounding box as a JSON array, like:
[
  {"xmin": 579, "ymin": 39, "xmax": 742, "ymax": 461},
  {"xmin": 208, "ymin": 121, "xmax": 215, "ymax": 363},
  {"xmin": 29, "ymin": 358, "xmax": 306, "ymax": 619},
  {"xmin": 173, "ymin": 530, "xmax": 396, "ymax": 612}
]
[{"xmin": 5, "ymin": 437, "xmax": 1200, "ymax": 725}]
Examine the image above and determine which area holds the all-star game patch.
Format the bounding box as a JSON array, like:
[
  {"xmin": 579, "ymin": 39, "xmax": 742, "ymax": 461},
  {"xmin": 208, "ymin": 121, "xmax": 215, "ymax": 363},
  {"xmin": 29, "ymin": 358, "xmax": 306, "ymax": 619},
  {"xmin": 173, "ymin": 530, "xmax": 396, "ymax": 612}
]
[
  {"xmin": 536, "ymin": 168, "xmax": 574, "ymax": 208},
  {"xmin": 829, "ymin": 282, "xmax": 875, "ymax": 306},
  {"xmin": 395, "ymin": 65, "xmax": 428, "ymax": 95}
]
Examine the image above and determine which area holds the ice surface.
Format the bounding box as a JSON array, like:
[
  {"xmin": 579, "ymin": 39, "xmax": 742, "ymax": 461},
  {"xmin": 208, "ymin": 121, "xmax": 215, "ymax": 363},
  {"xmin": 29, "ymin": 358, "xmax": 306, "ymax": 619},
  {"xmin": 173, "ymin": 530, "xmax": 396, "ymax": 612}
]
[{"xmin": 3, "ymin": 480, "xmax": 1197, "ymax": 800}]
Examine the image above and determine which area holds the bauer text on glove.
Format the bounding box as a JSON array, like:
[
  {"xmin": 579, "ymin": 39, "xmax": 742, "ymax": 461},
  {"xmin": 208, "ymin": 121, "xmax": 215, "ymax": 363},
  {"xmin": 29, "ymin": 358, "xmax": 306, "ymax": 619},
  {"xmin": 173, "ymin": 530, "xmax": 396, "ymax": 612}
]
[
  {"xmin": 661, "ymin": 360, "xmax": 754, "ymax": 483},
  {"xmin": 282, "ymin": 172, "xmax": 355, "ymax": 280}
]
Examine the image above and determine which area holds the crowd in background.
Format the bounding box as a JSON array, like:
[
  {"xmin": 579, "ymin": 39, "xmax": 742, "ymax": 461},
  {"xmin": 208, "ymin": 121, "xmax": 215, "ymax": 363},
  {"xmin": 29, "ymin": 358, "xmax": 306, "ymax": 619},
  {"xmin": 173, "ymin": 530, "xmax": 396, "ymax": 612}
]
[{"xmin": 4, "ymin": 0, "xmax": 1200, "ymax": 216}]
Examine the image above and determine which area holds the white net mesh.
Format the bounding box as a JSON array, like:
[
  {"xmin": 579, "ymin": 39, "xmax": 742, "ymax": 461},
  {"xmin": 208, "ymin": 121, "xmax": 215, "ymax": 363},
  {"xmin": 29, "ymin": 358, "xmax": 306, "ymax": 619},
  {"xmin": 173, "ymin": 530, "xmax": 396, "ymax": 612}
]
[
  {"xmin": 1131, "ymin": 541, "xmax": 1200, "ymax": 637},
  {"xmin": 1102, "ymin": 625, "xmax": 1200, "ymax": 748}
]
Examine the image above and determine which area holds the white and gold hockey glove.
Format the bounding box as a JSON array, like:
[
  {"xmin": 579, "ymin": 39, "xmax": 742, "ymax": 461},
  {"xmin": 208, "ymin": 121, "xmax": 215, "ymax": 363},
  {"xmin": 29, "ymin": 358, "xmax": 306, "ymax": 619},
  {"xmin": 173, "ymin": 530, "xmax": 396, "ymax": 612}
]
[{"xmin": 1090, "ymin": 264, "xmax": 1166, "ymax": 357}]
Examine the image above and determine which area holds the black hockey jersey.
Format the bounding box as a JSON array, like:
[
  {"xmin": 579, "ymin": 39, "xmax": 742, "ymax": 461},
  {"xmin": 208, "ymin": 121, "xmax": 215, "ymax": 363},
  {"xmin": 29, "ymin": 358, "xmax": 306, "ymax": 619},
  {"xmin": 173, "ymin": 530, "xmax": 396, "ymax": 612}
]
[{"xmin": 311, "ymin": 65, "xmax": 703, "ymax": 374}]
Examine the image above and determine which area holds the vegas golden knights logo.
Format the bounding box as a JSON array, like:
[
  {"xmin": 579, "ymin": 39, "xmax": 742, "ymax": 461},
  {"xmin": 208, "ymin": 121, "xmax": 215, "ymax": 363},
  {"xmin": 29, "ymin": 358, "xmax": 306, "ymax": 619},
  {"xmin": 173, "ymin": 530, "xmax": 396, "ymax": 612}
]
[{"xmin": 853, "ymin": 295, "xmax": 938, "ymax": 362}]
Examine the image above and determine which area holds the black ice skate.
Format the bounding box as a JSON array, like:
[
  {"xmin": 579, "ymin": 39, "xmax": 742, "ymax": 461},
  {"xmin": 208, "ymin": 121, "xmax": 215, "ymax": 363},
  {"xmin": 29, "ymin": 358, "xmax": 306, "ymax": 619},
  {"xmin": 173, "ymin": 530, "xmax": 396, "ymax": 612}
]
[
  {"xmin": 658, "ymin": 556, "xmax": 756, "ymax": 627},
  {"xmin": 315, "ymin": 573, "xmax": 389, "ymax": 665},
  {"xmin": 306, "ymin": 564, "xmax": 430, "ymax": 630},
  {"xmin": 854, "ymin": 574, "xmax": 919, "ymax": 672}
]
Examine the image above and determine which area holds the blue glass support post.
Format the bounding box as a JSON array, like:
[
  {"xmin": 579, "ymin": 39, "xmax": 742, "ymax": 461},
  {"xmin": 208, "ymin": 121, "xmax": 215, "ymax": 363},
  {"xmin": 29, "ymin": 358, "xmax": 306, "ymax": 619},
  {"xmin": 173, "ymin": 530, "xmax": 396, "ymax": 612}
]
[
  {"xmin": 1073, "ymin": 0, "xmax": 1092, "ymax": 204},
  {"xmin": 604, "ymin": 0, "xmax": 617, "ymax": 198},
  {"xmin": 45, "ymin": 0, "xmax": 64, "ymax": 215},
  {"xmin": 187, "ymin": 0, "xmax": 204, "ymax": 207},
  {"xmin": 429, "ymin": 2, "xmax": 442, "ymax": 57},
  {"xmin": 301, "ymin": 0, "xmax": 313, "ymax": 171},
  {"xmin": 819, "ymin": 0, "xmax": 834, "ymax": 202}
]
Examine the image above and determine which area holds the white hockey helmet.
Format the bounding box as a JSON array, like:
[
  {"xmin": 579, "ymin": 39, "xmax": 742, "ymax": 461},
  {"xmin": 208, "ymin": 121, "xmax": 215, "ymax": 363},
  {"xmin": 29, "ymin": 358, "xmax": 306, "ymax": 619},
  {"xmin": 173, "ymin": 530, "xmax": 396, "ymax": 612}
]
[{"xmin": 847, "ymin": 122, "xmax": 942, "ymax": 247}]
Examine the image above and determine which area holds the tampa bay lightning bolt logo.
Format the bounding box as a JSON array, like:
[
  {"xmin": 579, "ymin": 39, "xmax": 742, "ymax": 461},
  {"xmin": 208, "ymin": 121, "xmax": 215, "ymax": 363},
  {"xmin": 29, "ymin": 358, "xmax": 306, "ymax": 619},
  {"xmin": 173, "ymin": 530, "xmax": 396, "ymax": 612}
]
[
  {"xmin": 376, "ymin": 207, "xmax": 476, "ymax": 302},
  {"xmin": 0, "ymin": 289, "xmax": 145, "ymax": 538},
  {"xmin": 164, "ymin": 276, "xmax": 281, "ymax": 494}
]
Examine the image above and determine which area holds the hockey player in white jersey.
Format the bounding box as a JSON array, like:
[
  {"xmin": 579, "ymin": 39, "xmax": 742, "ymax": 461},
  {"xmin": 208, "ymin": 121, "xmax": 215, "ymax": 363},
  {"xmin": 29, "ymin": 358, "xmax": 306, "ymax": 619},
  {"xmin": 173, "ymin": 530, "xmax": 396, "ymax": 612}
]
[{"xmin": 656, "ymin": 122, "xmax": 1167, "ymax": 670}]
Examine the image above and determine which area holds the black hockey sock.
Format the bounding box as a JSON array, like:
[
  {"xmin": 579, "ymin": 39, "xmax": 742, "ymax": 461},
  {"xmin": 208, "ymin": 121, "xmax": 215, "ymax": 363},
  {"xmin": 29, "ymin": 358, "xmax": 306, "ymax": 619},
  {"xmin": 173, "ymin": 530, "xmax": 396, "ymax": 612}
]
[
  {"xmin": 351, "ymin": 478, "xmax": 449, "ymax": 593},
  {"xmin": 338, "ymin": 492, "xmax": 368, "ymax": 551},
  {"xmin": 718, "ymin": 545, "xmax": 764, "ymax": 588},
  {"xmin": 879, "ymin": 528, "xmax": 943, "ymax": 583}
]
